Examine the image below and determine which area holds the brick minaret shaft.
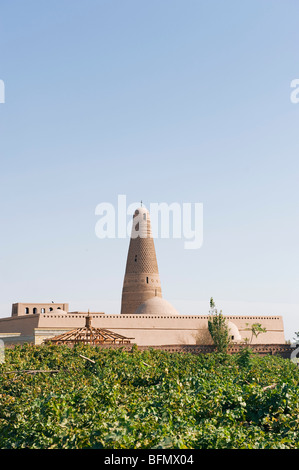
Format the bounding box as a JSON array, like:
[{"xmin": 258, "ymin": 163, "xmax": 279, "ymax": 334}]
[{"xmin": 120, "ymin": 206, "xmax": 162, "ymax": 315}]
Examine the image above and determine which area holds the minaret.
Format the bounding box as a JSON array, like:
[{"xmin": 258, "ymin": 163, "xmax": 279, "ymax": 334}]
[{"xmin": 120, "ymin": 205, "xmax": 162, "ymax": 315}]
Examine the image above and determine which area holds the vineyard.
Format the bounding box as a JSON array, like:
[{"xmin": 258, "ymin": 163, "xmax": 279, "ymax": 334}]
[{"xmin": 0, "ymin": 343, "xmax": 299, "ymax": 449}]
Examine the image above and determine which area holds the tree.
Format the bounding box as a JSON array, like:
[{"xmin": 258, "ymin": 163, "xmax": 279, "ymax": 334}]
[
  {"xmin": 208, "ymin": 297, "xmax": 231, "ymax": 353},
  {"xmin": 244, "ymin": 323, "xmax": 267, "ymax": 344},
  {"xmin": 209, "ymin": 297, "xmax": 216, "ymax": 313}
]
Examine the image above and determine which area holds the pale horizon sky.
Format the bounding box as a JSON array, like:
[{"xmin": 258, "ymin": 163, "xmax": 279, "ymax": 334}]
[{"xmin": 0, "ymin": 1, "xmax": 299, "ymax": 341}]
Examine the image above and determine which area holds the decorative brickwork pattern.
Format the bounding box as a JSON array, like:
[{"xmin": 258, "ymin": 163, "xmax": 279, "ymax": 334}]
[
  {"xmin": 91, "ymin": 343, "xmax": 295, "ymax": 359},
  {"xmin": 125, "ymin": 238, "xmax": 159, "ymax": 274}
]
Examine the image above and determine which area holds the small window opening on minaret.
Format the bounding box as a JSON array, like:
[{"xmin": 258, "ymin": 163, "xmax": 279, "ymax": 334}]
[
  {"xmin": 143, "ymin": 213, "xmax": 146, "ymax": 220},
  {"xmin": 135, "ymin": 255, "xmax": 137, "ymax": 262},
  {"xmin": 146, "ymin": 276, "xmax": 149, "ymax": 283}
]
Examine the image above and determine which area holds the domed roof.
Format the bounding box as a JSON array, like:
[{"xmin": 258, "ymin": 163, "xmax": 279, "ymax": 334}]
[
  {"xmin": 50, "ymin": 308, "xmax": 68, "ymax": 315},
  {"xmin": 227, "ymin": 321, "xmax": 242, "ymax": 342},
  {"xmin": 134, "ymin": 296, "xmax": 179, "ymax": 316}
]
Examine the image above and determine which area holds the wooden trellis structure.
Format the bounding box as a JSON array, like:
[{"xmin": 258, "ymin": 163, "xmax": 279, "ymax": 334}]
[{"xmin": 45, "ymin": 314, "xmax": 134, "ymax": 345}]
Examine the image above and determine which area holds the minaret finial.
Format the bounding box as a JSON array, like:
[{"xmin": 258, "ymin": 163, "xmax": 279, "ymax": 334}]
[{"xmin": 141, "ymin": 200, "xmax": 143, "ymax": 207}]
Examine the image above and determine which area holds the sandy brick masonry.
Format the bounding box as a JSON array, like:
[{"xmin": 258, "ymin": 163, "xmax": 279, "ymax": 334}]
[
  {"xmin": 0, "ymin": 312, "xmax": 285, "ymax": 346},
  {"xmin": 12, "ymin": 303, "xmax": 69, "ymax": 316},
  {"xmin": 121, "ymin": 207, "xmax": 162, "ymax": 315}
]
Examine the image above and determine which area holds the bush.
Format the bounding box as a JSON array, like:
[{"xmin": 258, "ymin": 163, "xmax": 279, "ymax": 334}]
[{"xmin": 0, "ymin": 345, "xmax": 298, "ymax": 449}]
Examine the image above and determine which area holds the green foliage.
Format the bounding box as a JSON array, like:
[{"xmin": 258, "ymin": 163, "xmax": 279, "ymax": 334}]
[
  {"xmin": 0, "ymin": 344, "xmax": 299, "ymax": 449},
  {"xmin": 207, "ymin": 297, "xmax": 231, "ymax": 354},
  {"xmin": 208, "ymin": 313, "xmax": 231, "ymax": 354},
  {"xmin": 236, "ymin": 347, "xmax": 254, "ymax": 368}
]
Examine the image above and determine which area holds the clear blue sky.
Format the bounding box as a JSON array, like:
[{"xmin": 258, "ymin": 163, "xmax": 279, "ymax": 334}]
[{"xmin": 0, "ymin": 1, "xmax": 298, "ymax": 340}]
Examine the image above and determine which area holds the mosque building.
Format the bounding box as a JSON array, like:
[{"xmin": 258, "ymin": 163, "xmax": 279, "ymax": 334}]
[{"xmin": 0, "ymin": 205, "xmax": 286, "ymax": 348}]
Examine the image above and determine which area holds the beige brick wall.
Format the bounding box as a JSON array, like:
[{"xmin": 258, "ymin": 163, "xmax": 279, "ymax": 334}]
[{"xmin": 31, "ymin": 313, "xmax": 285, "ymax": 346}]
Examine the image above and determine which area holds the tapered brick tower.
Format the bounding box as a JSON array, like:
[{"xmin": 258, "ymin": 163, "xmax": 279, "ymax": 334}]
[{"xmin": 120, "ymin": 206, "xmax": 162, "ymax": 315}]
